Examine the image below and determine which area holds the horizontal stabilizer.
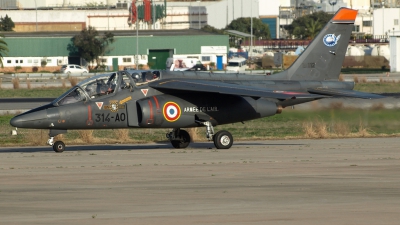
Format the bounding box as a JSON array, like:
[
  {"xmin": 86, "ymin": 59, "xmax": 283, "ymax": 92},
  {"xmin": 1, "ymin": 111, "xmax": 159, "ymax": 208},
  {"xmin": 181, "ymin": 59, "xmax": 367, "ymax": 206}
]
[
  {"xmin": 150, "ymin": 79, "xmax": 328, "ymax": 100},
  {"xmin": 307, "ymin": 88, "xmax": 384, "ymax": 99}
]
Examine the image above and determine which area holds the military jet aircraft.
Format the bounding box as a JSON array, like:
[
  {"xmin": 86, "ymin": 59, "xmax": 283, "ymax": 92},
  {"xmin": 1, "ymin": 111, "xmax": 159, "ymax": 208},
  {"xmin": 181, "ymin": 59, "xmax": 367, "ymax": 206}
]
[{"xmin": 10, "ymin": 8, "xmax": 383, "ymax": 152}]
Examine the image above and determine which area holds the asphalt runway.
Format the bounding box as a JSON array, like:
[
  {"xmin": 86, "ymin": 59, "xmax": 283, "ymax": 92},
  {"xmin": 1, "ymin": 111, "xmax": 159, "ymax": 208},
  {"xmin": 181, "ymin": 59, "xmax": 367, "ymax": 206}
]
[{"xmin": 1, "ymin": 138, "xmax": 400, "ymax": 225}]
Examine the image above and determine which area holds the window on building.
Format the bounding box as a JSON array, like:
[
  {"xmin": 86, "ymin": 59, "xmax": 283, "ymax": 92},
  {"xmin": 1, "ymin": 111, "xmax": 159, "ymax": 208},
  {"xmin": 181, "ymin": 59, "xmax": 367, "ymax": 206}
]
[
  {"xmin": 101, "ymin": 58, "xmax": 107, "ymax": 63},
  {"xmin": 362, "ymin": 21, "xmax": 372, "ymax": 27},
  {"xmin": 19, "ymin": 60, "xmax": 23, "ymax": 63},
  {"xmin": 202, "ymin": 56, "xmax": 211, "ymax": 61},
  {"xmin": 395, "ymin": 19, "xmax": 399, "ymax": 25},
  {"xmin": 7, "ymin": 60, "xmax": 11, "ymax": 64},
  {"xmin": 47, "ymin": 59, "xmax": 52, "ymax": 63},
  {"xmin": 123, "ymin": 57, "xmax": 132, "ymax": 63},
  {"xmin": 33, "ymin": 59, "xmax": 38, "ymax": 63},
  {"xmin": 28, "ymin": 59, "xmax": 32, "ymax": 63},
  {"xmin": 15, "ymin": 60, "xmax": 19, "ymax": 63},
  {"xmin": 353, "ymin": 25, "xmax": 360, "ymax": 32}
]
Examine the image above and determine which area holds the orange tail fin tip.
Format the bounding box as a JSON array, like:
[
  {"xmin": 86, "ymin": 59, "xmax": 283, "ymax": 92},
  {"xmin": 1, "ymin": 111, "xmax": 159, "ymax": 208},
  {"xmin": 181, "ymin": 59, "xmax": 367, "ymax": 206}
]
[{"xmin": 333, "ymin": 8, "xmax": 358, "ymax": 22}]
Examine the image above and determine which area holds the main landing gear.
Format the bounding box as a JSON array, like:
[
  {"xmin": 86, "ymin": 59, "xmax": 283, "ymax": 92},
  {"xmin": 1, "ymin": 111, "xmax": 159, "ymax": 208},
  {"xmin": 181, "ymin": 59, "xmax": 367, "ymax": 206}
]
[
  {"xmin": 47, "ymin": 129, "xmax": 67, "ymax": 153},
  {"xmin": 166, "ymin": 121, "xmax": 233, "ymax": 149}
]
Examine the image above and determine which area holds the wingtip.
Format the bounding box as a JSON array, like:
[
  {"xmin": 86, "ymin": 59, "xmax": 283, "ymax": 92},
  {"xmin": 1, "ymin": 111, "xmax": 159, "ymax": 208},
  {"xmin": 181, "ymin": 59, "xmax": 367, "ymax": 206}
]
[{"xmin": 332, "ymin": 8, "xmax": 358, "ymax": 23}]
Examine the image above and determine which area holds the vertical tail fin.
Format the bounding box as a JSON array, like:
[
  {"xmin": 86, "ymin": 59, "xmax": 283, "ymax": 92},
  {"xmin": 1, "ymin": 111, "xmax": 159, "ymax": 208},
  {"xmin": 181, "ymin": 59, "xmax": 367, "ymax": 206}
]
[{"xmin": 283, "ymin": 8, "xmax": 357, "ymax": 81}]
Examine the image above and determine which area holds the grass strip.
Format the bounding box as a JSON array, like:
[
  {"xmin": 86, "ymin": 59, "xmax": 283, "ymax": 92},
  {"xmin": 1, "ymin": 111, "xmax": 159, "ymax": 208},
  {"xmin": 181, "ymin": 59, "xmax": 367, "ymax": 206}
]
[{"xmin": 1, "ymin": 109, "xmax": 400, "ymax": 146}]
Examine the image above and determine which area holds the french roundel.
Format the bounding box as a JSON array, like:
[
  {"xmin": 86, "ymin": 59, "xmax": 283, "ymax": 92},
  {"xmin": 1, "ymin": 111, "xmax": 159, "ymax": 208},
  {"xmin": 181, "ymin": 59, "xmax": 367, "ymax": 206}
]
[{"xmin": 163, "ymin": 102, "xmax": 181, "ymax": 122}]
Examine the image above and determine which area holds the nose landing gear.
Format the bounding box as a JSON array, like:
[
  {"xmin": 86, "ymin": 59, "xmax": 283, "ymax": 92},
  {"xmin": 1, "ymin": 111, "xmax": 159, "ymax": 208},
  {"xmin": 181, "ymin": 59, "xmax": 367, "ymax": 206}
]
[{"xmin": 47, "ymin": 129, "xmax": 67, "ymax": 153}]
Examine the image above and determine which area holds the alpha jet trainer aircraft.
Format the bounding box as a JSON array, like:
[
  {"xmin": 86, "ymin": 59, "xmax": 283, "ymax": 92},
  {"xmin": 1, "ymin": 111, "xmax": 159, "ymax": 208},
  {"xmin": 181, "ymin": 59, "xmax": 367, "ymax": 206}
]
[{"xmin": 10, "ymin": 8, "xmax": 383, "ymax": 152}]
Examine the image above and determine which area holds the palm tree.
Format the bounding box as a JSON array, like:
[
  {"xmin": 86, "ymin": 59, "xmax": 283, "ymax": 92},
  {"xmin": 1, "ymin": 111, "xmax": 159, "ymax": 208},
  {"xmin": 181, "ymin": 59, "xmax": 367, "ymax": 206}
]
[
  {"xmin": 305, "ymin": 19, "xmax": 322, "ymax": 40},
  {"xmin": 0, "ymin": 34, "xmax": 9, "ymax": 68}
]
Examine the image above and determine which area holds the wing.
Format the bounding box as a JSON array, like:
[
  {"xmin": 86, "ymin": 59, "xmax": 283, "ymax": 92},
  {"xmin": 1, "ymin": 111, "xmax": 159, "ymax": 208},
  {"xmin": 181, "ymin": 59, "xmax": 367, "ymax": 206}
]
[
  {"xmin": 148, "ymin": 79, "xmax": 327, "ymax": 100},
  {"xmin": 307, "ymin": 88, "xmax": 384, "ymax": 99}
]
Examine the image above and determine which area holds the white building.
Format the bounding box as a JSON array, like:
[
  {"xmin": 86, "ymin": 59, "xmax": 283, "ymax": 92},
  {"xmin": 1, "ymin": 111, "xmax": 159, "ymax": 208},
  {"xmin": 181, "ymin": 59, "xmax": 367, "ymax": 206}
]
[
  {"xmin": 344, "ymin": 0, "xmax": 372, "ymax": 12},
  {"xmin": 179, "ymin": 0, "xmax": 260, "ymax": 30},
  {"xmin": 389, "ymin": 32, "xmax": 400, "ymax": 72},
  {"xmin": 2, "ymin": 0, "xmax": 126, "ymax": 8},
  {"xmin": 0, "ymin": 0, "xmax": 265, "ymax": 31},
  {"xmin": 373, "ymin": 8, "xmax": 400, "ymax": 36}
]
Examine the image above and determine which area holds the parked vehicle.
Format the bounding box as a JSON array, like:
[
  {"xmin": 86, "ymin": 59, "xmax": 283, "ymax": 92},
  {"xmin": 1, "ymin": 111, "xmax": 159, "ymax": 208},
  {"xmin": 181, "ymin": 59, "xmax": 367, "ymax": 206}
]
[
  {"xmin": 61, "ymin": 64, "xmax": 89, "ymax": 74},
  {"xmin": 166, "ymin": 58, "xmax": 206, "ymax": 71},
  {"xmin": 226, "ymin": 57, "xmax": 247, "ymax": 72}
]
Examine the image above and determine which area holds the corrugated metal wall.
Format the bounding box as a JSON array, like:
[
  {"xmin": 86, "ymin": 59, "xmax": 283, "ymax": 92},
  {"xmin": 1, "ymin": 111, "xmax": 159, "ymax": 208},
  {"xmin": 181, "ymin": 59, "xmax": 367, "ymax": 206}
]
[
  {"xmin": 0, "ymin": 0, "xmax": 17, "ymax": 9},
  {"xmin": 261, "ymin": 18, "xmax": 276, "ymax": 39},
  {"xmin": 4, "ymin": 35, "xmax": 229, "ymax": 57}
]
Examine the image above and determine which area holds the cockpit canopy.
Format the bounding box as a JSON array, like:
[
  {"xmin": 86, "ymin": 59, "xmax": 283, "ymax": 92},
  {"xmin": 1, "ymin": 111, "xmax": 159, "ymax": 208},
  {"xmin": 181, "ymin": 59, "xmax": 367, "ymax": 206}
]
[
  {"xmin": 127, "ymin": 70, "xmax": 160, "ymax": 85},
  {"xmin": 52, "ymin": 70, "xmax": 162, "ymax": 106}
]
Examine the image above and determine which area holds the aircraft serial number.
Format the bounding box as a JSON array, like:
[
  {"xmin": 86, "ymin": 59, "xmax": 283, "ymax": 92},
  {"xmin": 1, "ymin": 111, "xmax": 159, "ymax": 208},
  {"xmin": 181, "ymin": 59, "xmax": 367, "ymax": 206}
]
[{"xmin": 95, "ymin": 113, "xmax": 126, "ymax": 122}]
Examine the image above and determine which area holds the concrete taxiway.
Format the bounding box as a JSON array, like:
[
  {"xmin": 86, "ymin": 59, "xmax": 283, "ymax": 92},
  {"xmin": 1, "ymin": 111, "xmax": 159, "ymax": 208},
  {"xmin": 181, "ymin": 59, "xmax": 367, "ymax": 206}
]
[{"xmin": 1, "ymin": 138, "xmax": 400, "ymax": 225}]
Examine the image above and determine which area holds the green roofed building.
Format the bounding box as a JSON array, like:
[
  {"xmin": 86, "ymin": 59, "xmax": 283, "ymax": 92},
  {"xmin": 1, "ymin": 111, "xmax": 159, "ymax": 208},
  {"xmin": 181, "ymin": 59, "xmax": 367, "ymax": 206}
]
[{"xmin": 0, "ymin": 30, "xmax": 229, "ymax": 72}]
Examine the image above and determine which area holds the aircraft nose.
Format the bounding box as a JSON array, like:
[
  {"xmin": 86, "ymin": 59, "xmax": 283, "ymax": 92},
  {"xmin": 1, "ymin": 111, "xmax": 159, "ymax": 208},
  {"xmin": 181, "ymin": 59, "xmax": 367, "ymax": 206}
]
[
  {"xmin": 10, "ymin": 109, "xmax": 48, "ymax": 128},
  {"xmin": 10, "ymin": 116, "xmax": 24, "ymax": 127}
]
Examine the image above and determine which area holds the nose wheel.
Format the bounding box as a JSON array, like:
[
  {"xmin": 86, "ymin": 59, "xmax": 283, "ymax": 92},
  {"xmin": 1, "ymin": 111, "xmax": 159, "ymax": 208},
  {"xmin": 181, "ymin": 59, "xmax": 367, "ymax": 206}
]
[
  {"xmin": 47, "ymin": 129, "xmax": 68, "ymax": 153},
  {"xmin": 52, "ymin": 141, "xmax": 66, "ymax": 153}
]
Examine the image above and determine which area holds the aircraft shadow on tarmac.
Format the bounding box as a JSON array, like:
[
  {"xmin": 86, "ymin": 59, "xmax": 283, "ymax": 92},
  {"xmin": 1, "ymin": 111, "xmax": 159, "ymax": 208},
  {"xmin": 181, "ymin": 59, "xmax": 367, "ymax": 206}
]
[{"xmin": 0, "ymin": 142, "xmax": 306, "ymax": 153}]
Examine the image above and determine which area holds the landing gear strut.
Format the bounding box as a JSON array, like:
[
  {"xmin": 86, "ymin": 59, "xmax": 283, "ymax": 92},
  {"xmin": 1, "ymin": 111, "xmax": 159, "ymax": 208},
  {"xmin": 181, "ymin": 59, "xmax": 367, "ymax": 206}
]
[
  {"xmin": 47, "ymin": 129, "xmax": 67, "ymax": 153},
  {"xmin": 199, "ymin": 121, "xmax": 233, "ymax": 149}
]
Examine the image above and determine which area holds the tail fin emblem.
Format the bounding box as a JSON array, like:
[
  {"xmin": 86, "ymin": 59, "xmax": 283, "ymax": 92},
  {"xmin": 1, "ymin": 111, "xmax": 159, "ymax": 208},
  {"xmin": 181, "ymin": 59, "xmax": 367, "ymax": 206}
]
[{"xmin": 323, "ymin": 34, "xmax": 341, "ymax": 47}]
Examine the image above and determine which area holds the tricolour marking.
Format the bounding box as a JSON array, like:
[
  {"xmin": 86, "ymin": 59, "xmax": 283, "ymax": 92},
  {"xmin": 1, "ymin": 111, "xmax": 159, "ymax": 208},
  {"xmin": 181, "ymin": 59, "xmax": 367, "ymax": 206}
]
[
  {"xmin": 163, "ymin": 101, "xmax": 181, "ymax": 122},
  {"xmin": 141, "ymin": 89, "xmax": 148, "ymax": 96},
  {"xmin": 96, "ymin": 102, "xmax": 103, "ymax": 110}
]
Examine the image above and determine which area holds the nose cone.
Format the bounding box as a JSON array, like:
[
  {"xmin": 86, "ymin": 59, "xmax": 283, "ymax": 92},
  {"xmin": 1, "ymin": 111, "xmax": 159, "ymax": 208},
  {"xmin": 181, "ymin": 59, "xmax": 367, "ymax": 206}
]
[
  {"xmin": 10, "ymin": 115, "xmax": 24, "ymax": 128},
  {"xmin": 10, "ymin": 109, "xmax": 48, "ymax": 128}
]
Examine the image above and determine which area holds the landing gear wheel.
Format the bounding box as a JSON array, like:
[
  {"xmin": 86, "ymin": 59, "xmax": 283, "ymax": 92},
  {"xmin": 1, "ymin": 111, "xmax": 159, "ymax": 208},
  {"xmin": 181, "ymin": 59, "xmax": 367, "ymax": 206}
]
[
  {"xmin": 213, "ymin": 130, "xmax": 233, "ymax": 149},
  {"xmin": 171, "ymin": 130, "xmax": 191, "ymax": 149},
  {"xmin": 53, "ymin": 141, "xmax": 65, "ymax": 153}
]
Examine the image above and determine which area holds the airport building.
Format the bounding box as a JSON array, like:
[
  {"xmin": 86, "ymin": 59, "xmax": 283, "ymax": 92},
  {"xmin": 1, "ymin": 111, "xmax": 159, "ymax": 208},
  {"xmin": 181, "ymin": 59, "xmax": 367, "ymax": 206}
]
[{"xmin": 0, "ymin": 30, "xmax": 229, "ymax": 72}]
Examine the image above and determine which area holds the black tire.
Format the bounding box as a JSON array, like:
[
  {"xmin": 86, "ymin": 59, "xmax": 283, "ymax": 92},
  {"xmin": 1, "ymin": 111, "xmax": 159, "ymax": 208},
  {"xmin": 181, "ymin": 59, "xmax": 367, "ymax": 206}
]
[
  {"xmin": 213, "ymin": 130, "xmax": 233, "ymax": 149},
  {"xmin": 53, "ymin": 141, "xmax": 65, "ymax": 153},
  {"xmin": 171, "ymin": 130, "xmax": 191, "ymax": 149}
]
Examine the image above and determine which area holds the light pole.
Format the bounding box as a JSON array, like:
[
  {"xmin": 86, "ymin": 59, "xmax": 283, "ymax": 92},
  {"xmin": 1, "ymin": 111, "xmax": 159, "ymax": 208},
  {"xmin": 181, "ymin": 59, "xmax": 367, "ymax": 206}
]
[
  {"xmin": 382, "ymin": 1, "xmax": 385, "ymax": 37},
  {"xmin": 107, "ymin": 0, "xmax": 109, "ymax": 31},
  {"xmin": 35, "ymin": 0, "xmax": 37, "ymax": 31},
  {"xmin": 136, "ymin": 2, "xmax": 139, "ymax": 68},
  {"xmin": 328, "ymin": 0, "xmax": 337, "ymax": 14},
  {"xmin": 153, "ymin": 0, "xmax": 156, "ymax": 29},
  {"xmin": 250, "ymin": 0, "xmax": 253, "ymax": 58},
  {"xmin": 197, "ymin": 0, "xmax": 201, "ymax": 29},
  {"xmin": 232, "ymin": 0, "xmax": 234, "ymax": 20}
]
